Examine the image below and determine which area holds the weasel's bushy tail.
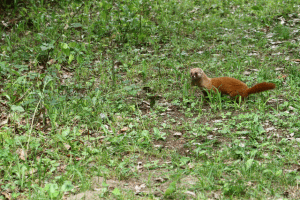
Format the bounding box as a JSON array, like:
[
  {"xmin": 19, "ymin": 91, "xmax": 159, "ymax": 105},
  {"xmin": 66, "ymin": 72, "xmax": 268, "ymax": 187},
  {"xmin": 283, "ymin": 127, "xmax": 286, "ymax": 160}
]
[{"xmin": 246, "ymin": 82, "xmax": 275, "ymax": 96}]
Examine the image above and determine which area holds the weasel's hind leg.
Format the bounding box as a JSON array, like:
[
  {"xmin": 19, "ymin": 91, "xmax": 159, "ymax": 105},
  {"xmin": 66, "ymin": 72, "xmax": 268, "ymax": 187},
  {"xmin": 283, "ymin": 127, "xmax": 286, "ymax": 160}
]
[{"xmin": 229, "ymin": 92, "xmax": 245, "ymax": 102}]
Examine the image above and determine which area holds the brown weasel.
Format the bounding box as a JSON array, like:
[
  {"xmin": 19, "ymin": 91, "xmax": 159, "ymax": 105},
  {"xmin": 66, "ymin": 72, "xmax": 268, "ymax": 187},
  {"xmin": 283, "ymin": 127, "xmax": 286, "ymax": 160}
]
[{"xmin": 190, "ymin": 68, "xmax": 275, "ymax": 100}]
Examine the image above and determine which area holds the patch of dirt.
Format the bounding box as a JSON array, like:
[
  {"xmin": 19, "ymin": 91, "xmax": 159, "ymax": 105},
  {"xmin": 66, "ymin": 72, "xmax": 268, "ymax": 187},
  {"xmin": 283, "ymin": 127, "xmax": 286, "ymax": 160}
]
[{"xmin": 66, "ymin": 171, "xmax": 198, "ymax": 199}]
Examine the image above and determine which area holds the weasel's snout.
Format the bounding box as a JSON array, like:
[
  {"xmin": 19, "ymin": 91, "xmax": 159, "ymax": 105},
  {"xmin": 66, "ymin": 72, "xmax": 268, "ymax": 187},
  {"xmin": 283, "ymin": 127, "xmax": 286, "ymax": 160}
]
[{"xmin": 191, "ymin": 73, "xmax": 198, "ymax": 79}]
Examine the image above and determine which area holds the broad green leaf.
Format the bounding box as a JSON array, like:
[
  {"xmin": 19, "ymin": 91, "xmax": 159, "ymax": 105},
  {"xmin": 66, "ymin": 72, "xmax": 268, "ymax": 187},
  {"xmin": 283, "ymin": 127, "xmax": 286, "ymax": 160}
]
[
  {"xmin": 165, "ymin": 181, "xmax": 176, "ymax": 196},
  {"xmin": 68, "ymin": 54, "xmax": 74, "ymax": 64},
  {"xmin": 246, "ymin": 159, "xmax": 254, "ymax": 170},
  {"xmin": 11, "ymin": 105, "xmax": 25, "ymax": 112},
  {"xmin": 112, "ymin": 188, "xmax": 121, "ymax": 196}
]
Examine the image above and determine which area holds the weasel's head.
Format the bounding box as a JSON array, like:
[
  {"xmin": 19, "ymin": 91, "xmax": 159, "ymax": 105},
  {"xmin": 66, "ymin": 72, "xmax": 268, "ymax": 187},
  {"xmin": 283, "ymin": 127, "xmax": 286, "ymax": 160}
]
[{"xmin": 190, "ymin": 68, "xmax": 204, "ymax": 80}]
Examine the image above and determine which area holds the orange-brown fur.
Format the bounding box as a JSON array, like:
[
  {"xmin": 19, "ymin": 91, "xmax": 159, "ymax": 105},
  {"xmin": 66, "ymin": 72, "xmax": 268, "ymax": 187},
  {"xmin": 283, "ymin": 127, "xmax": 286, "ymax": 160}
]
[{"xmin": 190, "ymin": 68, "xmax": 275, "ymax": 99}]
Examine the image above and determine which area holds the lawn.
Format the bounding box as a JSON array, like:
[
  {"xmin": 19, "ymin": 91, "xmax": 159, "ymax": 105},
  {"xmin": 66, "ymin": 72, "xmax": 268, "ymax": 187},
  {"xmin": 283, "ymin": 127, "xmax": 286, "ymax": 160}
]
[{"xmin": 1, "ymin": 0, "xmax": 300, "ymax": 199}]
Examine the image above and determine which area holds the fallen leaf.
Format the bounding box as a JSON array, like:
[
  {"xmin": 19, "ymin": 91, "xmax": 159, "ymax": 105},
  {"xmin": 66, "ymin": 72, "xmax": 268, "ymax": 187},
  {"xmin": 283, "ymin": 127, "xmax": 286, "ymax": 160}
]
[
  {"xmin": 275, "ymin": 68, "xmax": 284, "ymax": 71},
  {"xmin": 277, "ymin": 75, "xmax": 287, "ymax": 79},
  {"xmin": 1, "ymin": 192, "xmax": 11, "ymax": 200},
  {"xmin": 135, "ymin": 184, "xmax": 146, "ymax": 194},
  {"xmin": 120, "ymin": 127, "xmax": 129, "ymax": 132},
  {"xmin": 191, "ymin": 62, "xmax": 201, "ymax": 64},
  {"xmin": 0, "ymin": 119, "xmax": 8, "ymax": 126},
  {"xmin": 278, "ymin": 16, "xmax": 286, "ymax": 25},
  {"xmin": 188, "ymin": 163, "xmax": 194, "ymax": 169},
  {"xmin": 272, "ymin": 52, "xmax": 282, "ymax": 56},
  {"xmin": 248, "ymin": 52, "xmax": 258, "ymax": 56},
  {"xmin": 154, "ymin": 177, "xmax": 165, "ymax": 183},
  {"xmin": 142, "ymin": 101, "xmax": 150, "ymax": 106},
  {"xmin": 207, "ymin": 135, "xmax": 214, "ymax": 140},
  {"xmin": 270, "ymin": 41, "xmax": 283, "ymax": 45},
  {"xmin": 292, "ymin": 59, "xmax": 300, "ymax": 62},
  {"xmin": 173, "ymin": 132, "xmax": 182, "ymax": 137},
  {"xmin": 64, "ymin": 143, "xmax": 71, "ymax": 150},
  {"xmin": 266, "ymin": 127, "xmax": 276, "ymax": 132},
  {"xmin": 47, "ymin": 59, "xmax": 56, "ymax": 65},
  {"xmin": 266, "ymin": 33, "xmax": 274, "ymax": 38},
  {"xmin": 28, "ymin": 168, "xmax": 37, "ymax": 175},
  {"xmin": 62, "ymin": 74, "xmax": 71, "ymax": 78},
  {"xmin": 243, "ymin": 71, "xmax": 251, "ymax": 76},
  {"xmin": 57, "ymin": 164, "xmax": 67, "ymax": 172},
  {"xmin": 289, "ymin": 106, "xmax": 295, "ymax": 110},
  {"xmin": 185, "ymin": 191, "xmax": 196, "ymax": 197},
  {"xmin": 17, "ymin": 149, "xmax": 27, "ymax": 161},
  {"xmin": 212, "ymin": 119, "xmax": 222, "ymax": 123},
  {"xmin": 239, "ymin": 143, "xmax": 245, "ymax": 148}
]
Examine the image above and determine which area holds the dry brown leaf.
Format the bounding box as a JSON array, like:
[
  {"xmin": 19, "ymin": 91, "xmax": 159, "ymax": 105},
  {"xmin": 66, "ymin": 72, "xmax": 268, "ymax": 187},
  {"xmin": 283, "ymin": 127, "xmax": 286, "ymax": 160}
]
[
  {"xmin": 1, "ymin": 192, "xmax": 11, "ymax": 200},
  {"xmin": 29, "ymin": 168, "xmax": 37, "ymax": 175},
  {"xmin": 275, "ymin": 68, "xmax": 284, "ymax": 71},
  {"xmin": 292, "ymin": 59, "xmax": 300, "ymax": 62},
  {"xmin": 120, "ymin": 127, "xmax": 129, "ymax": 133},
  {"xmin": 47, "ymin": 59, "xmax": 56, "ymax": 65},
  {"xmin": 243, "ymin": 71, "xmax": 251, "ymax": 76},
  {"xmin": 212, "ymin": 119, "xmax": 222, "ymax": 123},
  {"xmin": 188, "ymin": 163, "xmax": 194, "ymax": 169},
  {"xmin": 185, "ymin": 191, "xmax": 196, "ymax": 197},
  {"xmin": 57, "ymin": 164, "xmax": 67, "ymax": 172},
  {"xmin": 173, "ymin": 132, "xmax": 182, "ymax": 137},
  {"xmin": 0, "ymin": 119, "xmax": 8, "ymax": 126},
  {"xmin": 266, "ymin": 33, "xmax": 274, "ymax": 38},
  {"xmin": 270, "ymin": 41, "xmax": 283, "ymax": 45},
  {"xmin": 115, "ymin": 115, "xmax": 123, "ymax": 120},
  {"xmin": 154, "ymin": 177, "xmax": 165, "ymax": 183},
  {"xmin": 17, "ymin": 149, "xmax": 27, "ymax": 161},
  {"xmin": 135, "ymin": 184, "xmax": 146, "ymax": 194},
  {"xmin": 64, "ymin": 143, "xmax": 71, "ymax": 150},
  {"xmin": 277, "ymin": 75, "xmax": 287, "ymax": 80},
  {"xmin": 248, "ymin": 52, "xmax": 258, "ymax": 56}
]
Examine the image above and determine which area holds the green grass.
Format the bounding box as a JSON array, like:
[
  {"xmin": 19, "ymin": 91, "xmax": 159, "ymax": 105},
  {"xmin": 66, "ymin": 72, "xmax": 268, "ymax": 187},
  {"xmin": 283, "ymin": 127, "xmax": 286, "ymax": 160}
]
[{"xmin": 1, "ymin": 0, "xmax": 300, "ymax": 199}]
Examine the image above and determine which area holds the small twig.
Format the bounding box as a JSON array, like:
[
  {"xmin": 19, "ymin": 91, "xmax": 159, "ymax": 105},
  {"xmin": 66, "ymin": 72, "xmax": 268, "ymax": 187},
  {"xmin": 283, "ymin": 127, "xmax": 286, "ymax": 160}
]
[
  {"xmin": 26, "ymin": 96, "xmax": 42, "ymax": 150},
  {"xmin": 112, "ymin": 59, "xmax": 115, "ymax": 90}
]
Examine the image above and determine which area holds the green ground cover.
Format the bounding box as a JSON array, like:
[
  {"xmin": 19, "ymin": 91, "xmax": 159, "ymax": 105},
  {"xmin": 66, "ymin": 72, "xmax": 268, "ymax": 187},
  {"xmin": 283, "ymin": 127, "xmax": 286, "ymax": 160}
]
[{"xmin": 1, "ymin": 0, "xmax": 300, "ymax": 199}]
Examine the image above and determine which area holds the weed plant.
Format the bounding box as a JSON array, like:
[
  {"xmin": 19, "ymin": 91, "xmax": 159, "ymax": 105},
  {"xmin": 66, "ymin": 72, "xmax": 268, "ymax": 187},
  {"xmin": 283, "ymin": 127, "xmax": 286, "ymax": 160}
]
[{"xmin": 0, "ymin": 0, "xmax": 300, "ymax": 199}]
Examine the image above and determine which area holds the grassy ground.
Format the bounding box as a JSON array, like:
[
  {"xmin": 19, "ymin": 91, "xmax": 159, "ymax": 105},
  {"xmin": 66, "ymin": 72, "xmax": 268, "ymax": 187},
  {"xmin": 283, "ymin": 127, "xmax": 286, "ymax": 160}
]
[{"xmin": 1, "ymin": 0, "xmax": 300, "ymax": 199}]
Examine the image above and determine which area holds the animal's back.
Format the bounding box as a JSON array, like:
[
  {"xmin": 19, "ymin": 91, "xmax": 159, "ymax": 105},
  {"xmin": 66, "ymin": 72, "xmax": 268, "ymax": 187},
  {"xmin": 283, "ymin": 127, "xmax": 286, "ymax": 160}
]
[{"xmin": 211, "ymin": 77, "xmax": 248, "ymax": 96}]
